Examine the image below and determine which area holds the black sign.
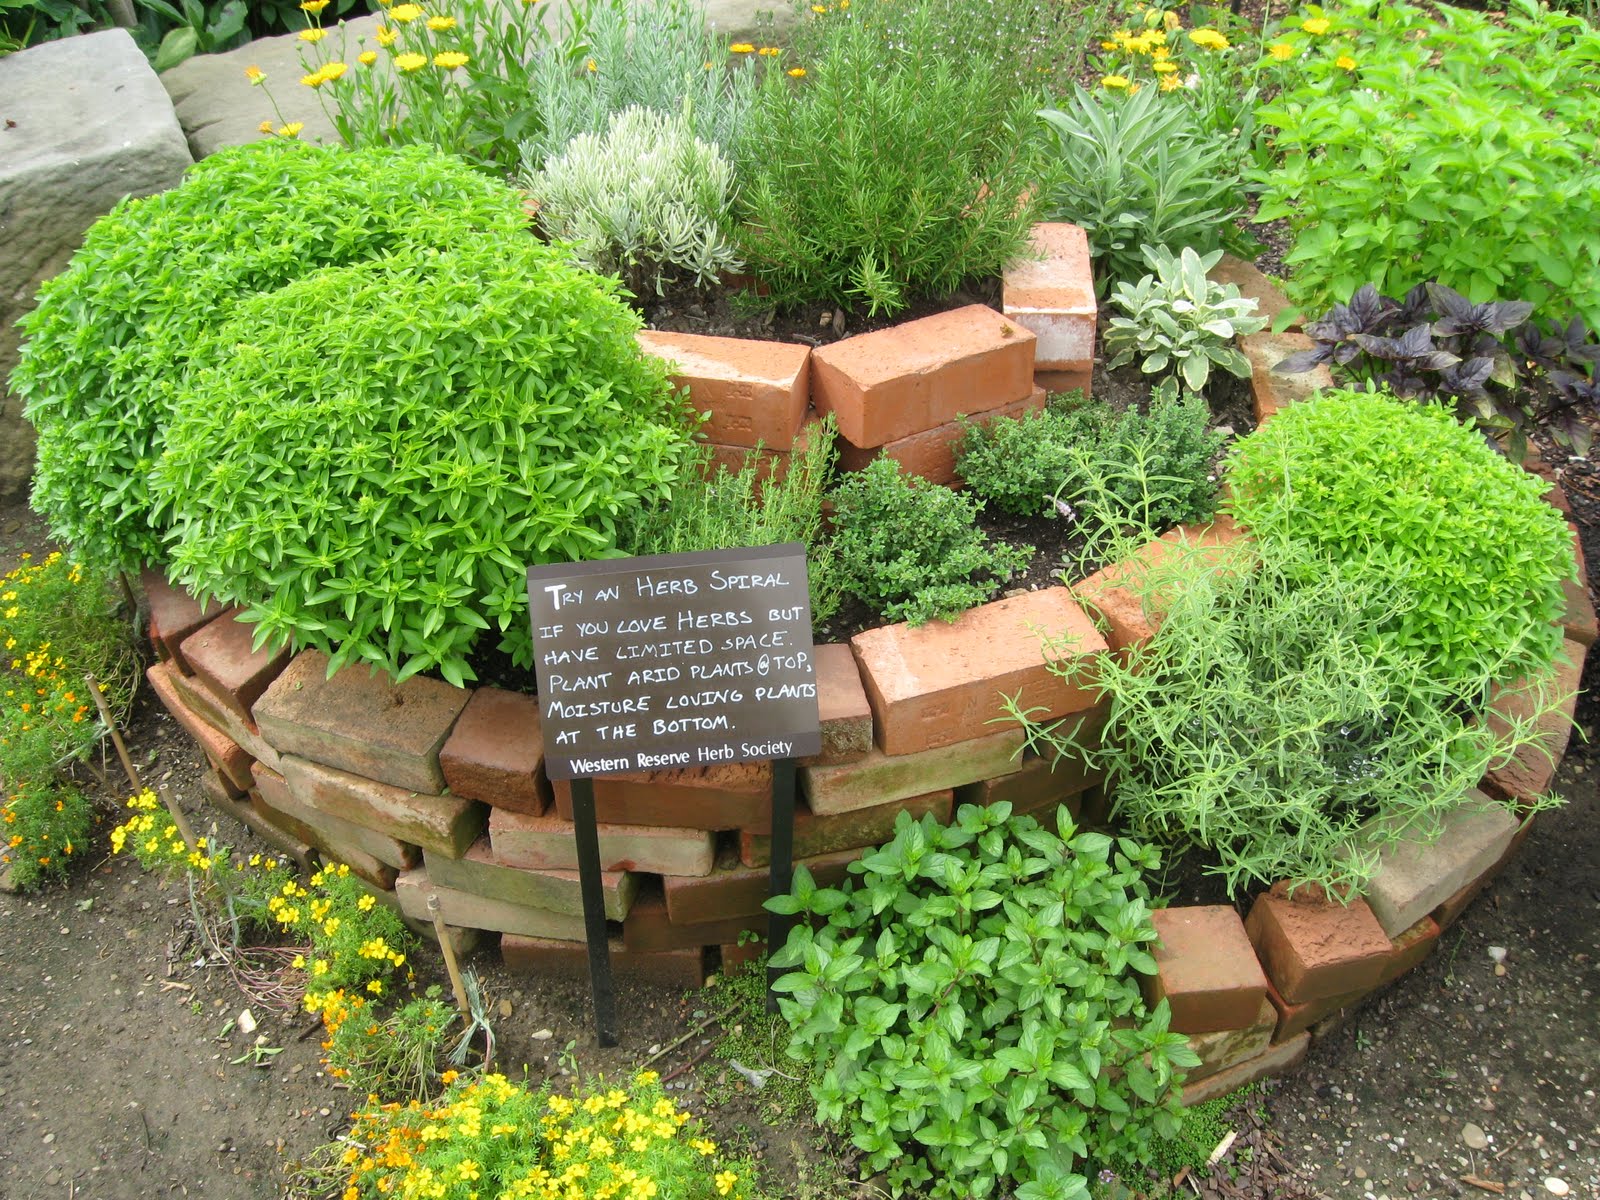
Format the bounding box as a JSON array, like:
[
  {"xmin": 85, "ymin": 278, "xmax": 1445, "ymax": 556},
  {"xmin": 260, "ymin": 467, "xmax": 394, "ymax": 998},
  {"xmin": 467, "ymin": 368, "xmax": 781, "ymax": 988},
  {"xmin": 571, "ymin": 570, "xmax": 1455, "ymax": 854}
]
[{"xmin": 527, "ymin": 544, "xmax": 821, "ymax": 780}]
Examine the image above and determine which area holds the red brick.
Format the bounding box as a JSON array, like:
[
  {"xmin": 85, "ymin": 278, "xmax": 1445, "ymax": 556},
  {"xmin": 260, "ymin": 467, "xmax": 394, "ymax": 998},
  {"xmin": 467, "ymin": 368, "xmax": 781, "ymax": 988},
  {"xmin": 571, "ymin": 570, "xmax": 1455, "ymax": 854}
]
[
  {"xmin": 1181, "ymin": 1032, "xmax": 1309, "ymax": 1107},
  {"xmin": 623, "ymin": 883, "xmax": 765, "ymax": 953},
  {"xmin": 552, "ymin": 761, "xmax": 773, "ymax": 832},
  {"xmin": 1481, "ymin": 640, "xmax": 1583, "ymax": 803},
  {"xmin": 167, "ymin": 663, "xmax": 283, "ymax": 774},
  {"xmin": 663, "ymin": 846, "xmax": 861, "ymax": 925},
  {"xmin": 1376, "ymin": 914, "xmax": 1441, "ymax": 989},
  {"xmin": 247, "ymin": 790, "xmax": 398, "ymax": 890},
  {"xmin": 1034, "ymin": 368, "xmax": 1092, "ymax": 398},
  {"xmin": 636, "ymin": 331, "xmax": 811, "ymax": 450},
  {"xmin": 739, "ymin": 789, "xmax": 952, "ymax": 867},
  {"xmin": 354, "ymin": 876, "xmax": 486, "ymax": 958},
  {"xmin": 1560, "ymin": 573, "xmax": 1596, "ymax": 648},
  {"xmin": 502, "ymin": 933, "xmax": 709, "ymax": 988},
  {"xmin": 805, "ymin": 643, "xmax": 874, "ymax": 767},
  {"xmin": 278, "ymin": 754, "xmax": 486, "ymax": 859},
  {"xmin": 1240, "ymin": 330, "xmax": 1334, "ymax": 424},
  {"xmin": 719, "ymin": 936, "xmax": 769, "ymax": 974},
  {"xmin": 490, "ymin": 807, "xmax": 715, "ymax": 876},
  {"xmin": 252, "ymin": 763, "xmax": 421, "ymax": 871},
  {"xmin": 811, "ymin": 304, "xmax": 1036, "ymax": 449},
  {"xmin": 802, "ymin": 728, "xmax": 1025, "ymax": 815},
  {"xmin": 1244, "ymin": 888, "xmax": 1392, "ymax": 1005},
  {"xmin": 424, "ymin": 837, "xmax": 637, "ymax": 920},
  {"xmin": 147, "ymin": 610, "xmax": 168, "ymax": 663},
  {"xmin": 140, "ymin": 568, "xmax": 222, "ymax": 674},
  {"xmin": 835, "ymin": 387, "xmax": 1049, "ymax": 486},
  {"xmin": 1264, "ymin": 978, "xmax": 1368, "ymax": 1042},
  {"xmin": 852, "ymin": 587, "xmax": 1105, "ymax": 756},
  {"xmin": 253, "ymin": 649, "xmax": 471, "ymax": 794},
  {"xmin": 1002, "ymin": 223, "xmax": 1097, "ymax": 373},
  {"xmin": 954, "ymin": 707, "xmax": 1106, "ymax": 816},
  {"xmin": 180, "ymin": 611, "xmax": 291, "ymax": 724},
  {"xmin": 1207, "ymin": 254, "xmax": 1298, "ymax": 333},
  {"xmin": 1185, "ymin": 997, "xmax": 1276, "ymax": 1084},
  {"xmin": 1145, "ymin": 907, "xmax": 1270, "ymax": 1034},
  {"xmin": 146, "ymin": 661, "xmax": 254, "ymax": 792},
  {"xmin": 439, "ymin": 687, "xmax": 549, "ymax": 814},
  {"xmin": 193, "ymin": 772, "xmax": 316, "ymax": 875}
]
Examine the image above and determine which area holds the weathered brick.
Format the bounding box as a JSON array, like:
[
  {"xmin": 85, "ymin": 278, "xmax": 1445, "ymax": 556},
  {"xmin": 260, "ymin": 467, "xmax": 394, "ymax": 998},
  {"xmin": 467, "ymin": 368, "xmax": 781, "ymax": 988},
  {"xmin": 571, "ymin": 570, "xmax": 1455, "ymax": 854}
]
[
  {"xmin": 811, "ymin": 305, "xmax": 1036, "ymax": 449},
  {"xmin": 490, "ymin": 807, "xmax": 716, "ymax": 877},
  {"xmin": 1376, "ymin": 914, "xmax": 1441, "ymax": 989},
  {"xmin": 253, "ymin": 764, "xmax": 420, "ymax": 871},
  {"xmin": 835, "ymin": 387, "xmax": 1049, "ymax": 486},
  {"xmin": 1145, "ymin": 906, "xmax": 1270, "ymax": 1034},
  {"xmin": 1358, "ymin": 795, "xmax": 1521, "ymax": 936},
  {"xmin": 351, "ymin": 875, "xmax": 485, "ymax": 958},
  {"xmin": 502, "ymin": 934, "xmax": 709, "ymax": 989},
  {"xmin": 1264, "ymin": 979, "xmax": 1368, "ymax": 1042},
  {"xmin": 1244, "ymin": 887, "xmax": 1392, "ymax": 1005},
  {"xmin": 167, "ymin": 663, "xmax": 283, "ymax": 774},
  {"xmin": 1034, "ymin": 368, "xmax": 1092, "ymax": 398},
  {"xmin": 623, "ymin": 883, "xmax": 765, "ymax": 953},
  {"xmin": 195, "ymin": 771, "xmax": 316, "ymax": 876},
  {"xmin": 180, "ymin": 611, "xmax": 291, "ymax": 724},
  {"xmin": 1481, "ymin": 641, "xmax": 1583, "ymax": 803},
  {"xmin": 802, "ymin": 728, "xmax": 1025, "ymax": 816},
  {"xmin": 636, "ymin": 330, "xmax": 811, "ymax": 450},
  {"xmin": 253, "ymin": 649, "xmax": 471, "ymax": 794},
  {"xmin": 739, "ymin": 790, "xmax": 953, "ymax": 868},
  {"xmin": 439, "ymin": 687, "xmax": 549, "ymax": 814},
  {"xmin": 852, "ymin": 588, "xmax": 1104, "ymax": 756},
  {"xmin": 1560, "ymin": 571, "xmax": 1597, "ymax": 648},
  {"xmin": 663, "ymin": 846, "xmax": 861, "ymax": 925},
  {"xmin": 1180, "ymin": 1032, "xmax": 1310, "ymax": 1107},
  {"xmin": 1431, "ymin": 817, "xmax": 1535, "ymax": 931},
  {"xmin": 1185, "ymin": 997, "xmax": 1276, "ymax": 1084},
  {"xmin": 1002, "ymin": 223, "xmax": 1097, "ymax": 373},
  {"xmin": 396, "ymin": 867, "xmax": 595, "ymax": 941},
  {"xmin": 246, "ymin": 785, "xmax": 400, "ymax": 888},
  {"xmin": 278, "ymin": 754, "xmax": 486, "ymax": 860},
  {"xmin": 140, "ymin": 568, "xmax": 221, "ymax": 673},
  {"xmin": 147, "ymin": 610, "xmax": 168, "ymax": 663},
  {"xmin": 719, "ymin": 936, "xmax": 769, "ymax": 973},
  {"xmin": 147, "ymin": 661, "xmax": 254, "ymax": 792},
  {"xmin": 423, "ymin": 838, "xmax": 637, "ymax": 920},
  {"xmin": 1240, "ymin": 330, "xmax": 1334, "ymax": 424},
  {"xmin": 1207, "ymin": 253, "xmax": 1297, "ymax": 333},
  {"xmin": 553, "ymin": 761, "xmax": 773, "ymax": 832},
  {"xmin": 803, "ymin": 643, "xmax": 874, "ymax": 768},
  {"xmin": 953, "ymin": 707, "xmax": 1106, "ymax": 817}
]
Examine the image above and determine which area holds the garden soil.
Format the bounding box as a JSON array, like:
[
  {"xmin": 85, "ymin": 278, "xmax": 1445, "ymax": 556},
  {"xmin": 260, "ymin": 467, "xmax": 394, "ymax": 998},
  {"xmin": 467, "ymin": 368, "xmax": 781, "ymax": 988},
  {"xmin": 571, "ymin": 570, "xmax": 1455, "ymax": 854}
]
[{"xmin": 4, "ymin": 465, "xmax": 1599, "ymax": 1200}]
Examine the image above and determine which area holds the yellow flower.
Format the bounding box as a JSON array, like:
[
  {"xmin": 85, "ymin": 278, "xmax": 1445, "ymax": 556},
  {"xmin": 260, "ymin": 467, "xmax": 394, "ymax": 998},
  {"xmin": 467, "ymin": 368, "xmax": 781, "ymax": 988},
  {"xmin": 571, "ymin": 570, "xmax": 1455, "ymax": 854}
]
[
  {"xmin": 787, "ymin": 67, "xmax": 806, "ymax": 77},
  {"xmin": 441, "ymin": 1070, "xmax": 459, "ymax": 1084},
  {"xmin": 321, "ymin": 60, "xmax": 347, "ymax": 80},
  {"xmin": 714, "ymin": 1172, "xmax": 738, "ymax": 1196},
  {"xmin": 1335, "ymin": 53, "xmax": 1356, "ymax": 69},
  {"xmin": 1159, "ymin": 71, "xmax": 1182, "ymax": 90},
  {"xmin": 1187, "ymin": 27, "xmax": 1229, "ymax": 50},
  {"xmin": 811, "ymin": 3, "xmax": 827, "ymax": 11},
  {"xmin": 394, "ymin": 51, "xmax": 426, "ymax": 70},
  {"xmin": 1301, "ymin": 16, "xmax": 1330, "ymax": 34},
  {"xmin": 389, "ymin": 3, "xmax": 422, "ymax": 20},
  {"xmin": 298, "ymin": 26, "xmax": 326, "ymax": 41},
  {"xmin": 426, "ymin": 14, "xmax": 454, "ymax": 29},
  {"xmin": 729, "ymin": 42, "xmax": 754, "ymax": 52},
  {"xmin": 258, "ymin": 119, "xmax": 275, "ymax": 133},
  {"xmin": 1100, "ymin": 74, "xmax": 1130, "ymax": 89},
  {"xmin": 359, "ymin": 49, "xmax": 378, "ymax": 64},
  {"xmin": 357, "ymin": 893, "xmax": 376, "ymax": 911},
  {"xmin": 1151, "ymin": 59, "xmax": 1178, "ymax": 73},
  {"xmin": 367, "ymin": 979, "xmax": 383, "ymax": 994},
  {"xmin": 433, "ymin": 49, "xmax": 469, "ymax": 69},
  {"xmin": 757, "ymin": 45, "xmax": 780, "ymax": 56},
  {"xmin": 1268, "ymin": 41, "xmax": 1295, "ymax": 60},
  {"xmin": 375, "ymin": 24, "xmax": 397, "ymax": 43},
  {"xmin": 244, "ymin": 64, "xmax": 264, "ymax": 83},
  {"xmin": 301, "ymin": 0, "xmax": 329, "ymax": 9}
]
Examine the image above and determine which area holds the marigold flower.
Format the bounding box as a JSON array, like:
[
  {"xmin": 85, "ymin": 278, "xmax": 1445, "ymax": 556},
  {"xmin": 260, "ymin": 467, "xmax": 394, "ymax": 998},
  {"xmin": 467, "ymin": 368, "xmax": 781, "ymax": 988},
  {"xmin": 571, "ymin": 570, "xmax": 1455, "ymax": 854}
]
[
  {"xmin": 433, "ymin": 50, "xmax": 468, "ymax": 68},
  {"xmin": 1335, "ymin": 53, "xmax": 1356, "ymax": 69},
  {"xmin": 757, "ymin": 45, "xmax": 780, "ymax": 55},
  {"xmin": 394, "ymin": 51, "xmax": 427, "ymax": 70},
  {"xmin": 389, "ymin": 3, "xmax": 422, "ymax": 20},
  {"xmin": 358, "ymin": 49, "xmax": 378, "ymax": 64},
  {"xmin": 1152, "ymin": 59, "xmax": 1178, "ymax": 72},
  {"xmin": 729, "ymin": 42, "xmax": 754, "ymax": 52},
  {"xmin": 1187, "ymin": 27, "xmax": 1229, "ymax": 49},
  {"xmin": 787, "ymin": 66, "xmax": 806, "ymax": 77},
  {"xmin": 1301, "ymin": 16, "xmax": 1329, "ymax": 33},
  {"xmin": 301, "ymin": 0, "xmax": 329, "ymax": 9},
  {"xmin": 715, "ymin": 1172, "xmax": 738, "ymax": 1196},
  {"xmin": 1159, "ymin": 71, "xmax": 1183, "ymax": 90},
  {"xmin": 426, "ymin": 14, "xmax": 454, "ymax": 29},
  {"xmin": 298, "ymin": 26, "xmax": 326, "ymax": 41},
  {"xmin": 1101, "ymin": 74, "xmax": 1130, "ymax": 89},
  {"xmin": 1268, "ymin": 41, "xmax": 1295, "ymax": 59},
  {"xmin": 375, "ymin": 23, "xmax": 397, "ymax": 43}
]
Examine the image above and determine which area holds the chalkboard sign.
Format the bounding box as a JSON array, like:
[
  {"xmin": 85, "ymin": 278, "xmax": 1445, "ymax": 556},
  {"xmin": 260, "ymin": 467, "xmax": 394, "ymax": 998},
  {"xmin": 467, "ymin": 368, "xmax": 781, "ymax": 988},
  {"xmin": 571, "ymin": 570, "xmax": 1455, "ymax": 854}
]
[{"xmin": 527, "ymin": 543, "xmax": 821, "ymax": 780}]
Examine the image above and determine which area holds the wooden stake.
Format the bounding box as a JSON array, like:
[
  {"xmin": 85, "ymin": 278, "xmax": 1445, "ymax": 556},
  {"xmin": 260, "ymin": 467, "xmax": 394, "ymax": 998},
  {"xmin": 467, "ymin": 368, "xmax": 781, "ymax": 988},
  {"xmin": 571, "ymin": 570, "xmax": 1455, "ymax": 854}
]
[
  {"xmin": 428, "ymin": 894, "xmax": 471, "ymax": 1018},
  {"xmin": 85, "ymin": 672, "xmax": 197, "ymax": 851}
]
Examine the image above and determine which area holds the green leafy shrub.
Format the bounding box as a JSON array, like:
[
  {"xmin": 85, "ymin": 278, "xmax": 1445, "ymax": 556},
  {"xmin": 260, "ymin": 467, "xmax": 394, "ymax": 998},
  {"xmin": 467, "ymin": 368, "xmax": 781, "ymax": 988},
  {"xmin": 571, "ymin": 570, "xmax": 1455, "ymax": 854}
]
[
  {"xmin": 830, "ymin": 456, "xmax": 1032, "ymax": 625},
  {"xmin": 1225, "ymin": 390, "xmax": 1572, "ymax": 689},
  {"xmin": 956, "ymin": 393, "xmax": 1099, "ymax": 517},
  {"xmin": 769, "ymin": 802, "xmax": 1197, "ymax": 1200},
  {"xmin": 152, "ymin": 232, "xmax": 696, "ymax": 685},
  {"xmin": 1103, "ymin": 245, "xmax": 1265, "ymax": 394},
  {"xmin": 320, "ymin": 988, "xmax": 457, "ymax": 1102},
  {"xmin": 12, "ymin": 141, "xmax": 527, "ymax": 571},
  {"xmin": 1, "ymin": 782, "xmax": 92, "ymax": 892},
  {"xmin": 1254, "ymin": 0, "xmax": 1600, "ymax": 328},
  {"xmin": 522, "ymin": 106, "xmax": 742, "ymax": 295},
  {"xmin": 736, "ymin": 2, "xmax": 1042, "ymax": 315}
]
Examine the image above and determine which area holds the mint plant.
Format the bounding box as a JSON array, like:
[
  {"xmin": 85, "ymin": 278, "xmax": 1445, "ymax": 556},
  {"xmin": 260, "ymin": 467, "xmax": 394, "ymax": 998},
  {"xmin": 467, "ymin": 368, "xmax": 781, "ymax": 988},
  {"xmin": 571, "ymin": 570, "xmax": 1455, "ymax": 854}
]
[{"xmin": 768, "ymin": 803, "xmax": 1197, "ymax": 1200}]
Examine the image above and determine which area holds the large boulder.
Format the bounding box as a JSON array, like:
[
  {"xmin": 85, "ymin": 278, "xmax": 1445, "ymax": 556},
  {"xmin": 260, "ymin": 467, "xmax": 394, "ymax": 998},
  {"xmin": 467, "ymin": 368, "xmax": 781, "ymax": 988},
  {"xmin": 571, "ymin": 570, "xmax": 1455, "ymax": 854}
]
[{"xmin": 0, "ymin": 29, "xmax": 194, "ymax": 502}]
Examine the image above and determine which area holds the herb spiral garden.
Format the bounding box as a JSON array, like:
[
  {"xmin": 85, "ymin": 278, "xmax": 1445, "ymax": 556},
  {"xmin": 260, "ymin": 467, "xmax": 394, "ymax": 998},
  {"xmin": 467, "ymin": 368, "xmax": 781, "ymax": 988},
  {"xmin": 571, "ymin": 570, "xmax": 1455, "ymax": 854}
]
[{"xmin": 2, "ymin": 0, "xmax": 1599, "ymax": 1197}]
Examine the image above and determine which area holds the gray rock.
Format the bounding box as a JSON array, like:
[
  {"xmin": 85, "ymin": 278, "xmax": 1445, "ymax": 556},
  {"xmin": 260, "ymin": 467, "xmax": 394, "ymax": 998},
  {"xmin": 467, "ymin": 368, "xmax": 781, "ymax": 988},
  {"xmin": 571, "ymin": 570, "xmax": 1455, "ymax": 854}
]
[{"xmin": 0, "ymin": 28, "xmax": 194, "ymax": 501}]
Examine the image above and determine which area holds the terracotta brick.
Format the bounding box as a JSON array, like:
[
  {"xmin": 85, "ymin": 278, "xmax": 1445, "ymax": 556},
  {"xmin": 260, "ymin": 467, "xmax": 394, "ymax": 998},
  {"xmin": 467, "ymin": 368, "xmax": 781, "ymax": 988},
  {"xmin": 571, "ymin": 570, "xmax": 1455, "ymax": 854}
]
[
  {"xmin": 424, "ymin": 837, "xmax": 637, "ymax": 920},
  {"xmin": 552, "ymin": 761, "xmax": 772, "ymax": 832},
  {"xmin": 1145, "ymin": 906, "xmax": 1270, "ymax": 1034},
  {"xmin": 1560, "ymin": 572, "xmax": 1597, "ymax": 648},
  {"xmin": 811, "ymin": 304, "xmax": 1036, "ymax": 448},
  {"xmin": 167, "ymin": 664, "xmax": 283, "ymax": 774},
  {"xmin": 195, "ymin": 771, "xmax": 315, "ymax": 876},
  {"xmin": 1244, "ymin": 888, "xmax": 1392, "ymax": 1005},
  {"xmin": 1240, "ymin": 330, "xmax": 1334, "ymax": 424},
  {"xmin": 1207, "ymin": 253, "xmax": 1298, "ymax": 333},
  {"xmin": 396, "ymin": 867, "xmax": 595, "ymax": 941},
  {"xmin": 1481, "ymin": 640, "xmax": 1583, "ymax": 803},
  {"xmin": 252, "ymin": 764, "xmax": 421, "ymax": 871},
  {"xmin": 852, "ymin": 587, "xmax": 1105, "ymax": 756},
  {"xmin": 835, "ymin": 387, "xmax": 1049, "ymax": 486},
  {"xmin": 1002, "ymin": 223, "xmax": 1097, "ymax": 372},
  {"xmin": 802, "ymin": 728, "xmax": 1025, "ymax": 815},
  {"xmin": 180, "ymin": 611, "xmax": 291, "ymax": 724},
  {"xmin": 804, "ymin": 643, "xmax": 874, "ymax": 767},
  {"xmin": 439, "ymin": 687, "xmax": 549, "ymax": 814},
  {"xmin": 278, "ymin": 754, "xmax": 486, "ymax": 860},
  {"xmin": 623, "ymin": 883, "xmax": 766, "ymax": 953},
  {"xmin": 147, "ymin": 661, "xmax": 255, "ymax": 792},
  {"xmin": 253, "ymin": 649, "xmax": 471, "ymax": 794},
  {"xmin": 719, "ymin": 936, "xmax": 769, "ymax": 973},
  {"xmin": 503, "ymin": 934, "xmax": 709, "ymax": 989},
  {"xmin": 1264, "ymin": 978, "xmax": 1368, "ymax": 1042},
  {"xmin": 953, "ymin": 707, "xmax": 1106, "ymax": 817},
  {"xmin": 1376, "ymin": 914, "xmax": 1441, "ymax": 989},
  {"xmin": 663, "ymin": 846, "xmax": 861, "ymax": 925},
  {"xmin": 636, "ymin": 330, "xmax": 811, "ymax": 450},
  {"xmin": 140, "ymin": 568, "xmax": 221, "ymax": 673},
  {"xmin": 1180, "ymin": 1032, "xmax": 1310, "ymax": 1107},
  {"xmin": 1359, "ymin": 795, "xmax": 1521, "ymax": 936},
  {"xmin": 739, "ymin": 790, "xmax": 953, "ymax": 868},
  {"xmin": 490, "ymin": 807, "xmax": 715, "ymax": 877},
  {"xmin": 1034, "ymin": 368, "xmax": 1092, "ymax": 398},
  {"xmin": 1185, "ymin": 997, "xmax": 1276, "ymax": 1084}
]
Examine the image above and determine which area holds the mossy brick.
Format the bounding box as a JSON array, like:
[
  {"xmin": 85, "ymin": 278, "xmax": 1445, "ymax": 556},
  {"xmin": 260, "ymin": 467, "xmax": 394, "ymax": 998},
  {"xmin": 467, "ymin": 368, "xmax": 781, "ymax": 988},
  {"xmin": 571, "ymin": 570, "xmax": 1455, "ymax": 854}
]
[
  {"xmin": 168, "ymin": 663, "xmax": 283, "ymax": 774},
  {"xmin": 552, "ymin": 761, "xmax": 773, "ymax": 832},
  {"xmin": 489, "ymin": 807, "xmax": 716, "ymax": 877},
  {"xmin": 1185, "ymin": 997, "xmax": 1276, "ymax": 1084},
  {"xmin": 179, "ymin": 610, "xmax": 291, "ymax": 723},
  {"xmin": 277, "ymin": 753, "xmax": 485, "ymax": 860},
  {"xmin": 396, "ymin": 867, "xmax": 595, "ymax": 942},
  {"xmin": 423, "ymin": 837, "xmax": 637, "ymax": 921},
  {"xmin": 1180, "ymin": 1032, "xmax": 1310, "ymax": 1108},
  {"xmin": 1002, "ymin": 223, "xmax": 1097, "ymax": 372},
  {"xmin": 851, "ymin": 588, "xmax": 1104, "ymax": 756},
  {"xmin": 810, "ymin": 304, "xmax": 1036, "ymax": 449},
  {"xmin": 1144, "ymin": 906, "xmax": 1269, "ymax": 1034},
  {"xmin": 197, "ymin": 771, "xmax": 315, "ymax": 876},
  {"xmin": 663, "ymin": 846, "xmax": 861, "ymax": 925},
  {"xmin": 738, "ymin": 790, "xmax": 953, "ymax": 868},
  {"xmin": 1208, "ymin": 253, "xmax": 1298, "ymax": 333},
  {"xmin": 1264, "ymin": 978, "xmax": 1368, "ymax": 1043},
  {"xmin": 1358, "ymin": 795, "xmax": 1520, "ymax": 937},
  {"xmin": 439, "ymin": 687, "xmax": 550, "ymax": 814},
  {"xmin": 246, "ymin": 785, "xmax": 400, "ymax": 889},
  {"xmin": 636, "ymin": 330, "xmax": 811, "ymax": 450},
  {"xmin": 350, "ymin": 875, "xmax": 485, "ymax": 959},
  {"xmin": 622, "ymin": 882, "xmax": 766, "ymax": 953},
  {"xmin": 801, "ymin": 643, "xmax": 874, "ymax": 768},
  {"xmin": 1244, "ymin": 887, "xmax": 1392, "ymax": 1005},
  {"xmin": 1240, "ymin": 330, "xmax": 1334, "ymax": 424},
  {"xmin": 834, "ymin": 387, "xmax": 1049, "ymax": 486},
  {"xmin": 253, "ymin": 648, "xmax": 471, "ymax": 794},
  {"xmin": 252, "ymin": 763, "xmax": 420, "ymax": 871},
  {"xmin": 139, "ymin": 568, "xmax": 221, "ymax": 673},
  {"xmin": 1376, "ymin": 914, "xmax": 1441, "ymax": 989},
  {"xmin": 1481, "ymin": 640, "xmax": 1583, "ymax": 804},
  {"xmin": 802, "ymin": 727, "xmax": 1025, "ymax": 816},
  {"xmin": 503, "ymin": 933, "xmax": 709, "ymax": 989},
  {"xmin": 147, "ymin": 661, "xmax": 254, "ymax": 793}
]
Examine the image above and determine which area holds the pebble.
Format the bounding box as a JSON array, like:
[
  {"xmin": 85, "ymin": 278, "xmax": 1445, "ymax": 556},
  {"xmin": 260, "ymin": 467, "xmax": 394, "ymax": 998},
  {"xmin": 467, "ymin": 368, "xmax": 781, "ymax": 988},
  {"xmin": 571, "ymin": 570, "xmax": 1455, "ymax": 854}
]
[
  {"xmin": 1488, "ymin": 946, "xmax": 1508, "ymax": 965},
  {"xmin": 499, "ymin": 999, "xmax": 513, "ymax": 1019},
  {"xmin": 532, "ymin": 1028, "xmax": 554, "ymax": 1040},
  {"xmin": 1461, "ymin": 1122, "xmax": 1490, "ymax": 1150},
  {"xmin": 1543, "ymin": 1180, "xmax": 1568, "ymax": 1196}
]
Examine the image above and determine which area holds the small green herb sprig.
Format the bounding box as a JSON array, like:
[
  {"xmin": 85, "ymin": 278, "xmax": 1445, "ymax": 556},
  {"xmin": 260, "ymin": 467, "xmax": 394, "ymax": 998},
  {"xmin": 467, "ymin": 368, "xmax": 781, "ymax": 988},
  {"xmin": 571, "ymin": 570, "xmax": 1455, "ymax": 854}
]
[{"xmin": 768, "ymin": 803, "xmax": 1196, "ymax": 1200}]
